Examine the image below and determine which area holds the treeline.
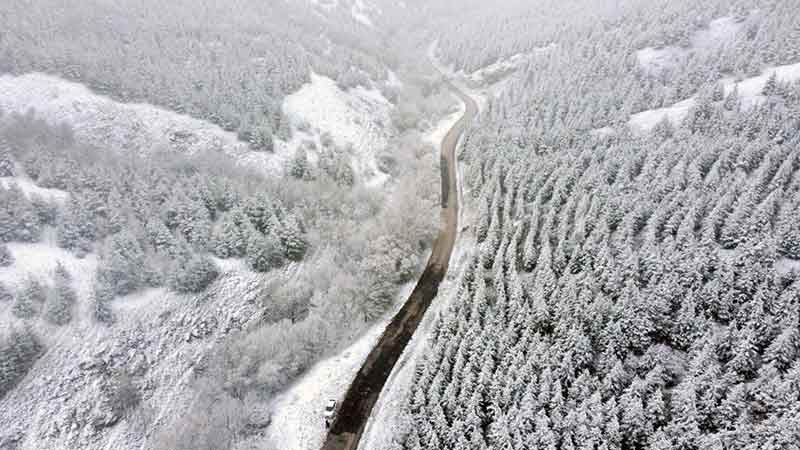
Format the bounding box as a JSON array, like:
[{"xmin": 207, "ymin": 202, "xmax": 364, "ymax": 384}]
[
  {"xmin": 394, "ymin": 0, "xmax": 800, "ymax": 449},
  {"xmin": 0, "ymin": 0, "xmax": 392, "ymax": 150}
]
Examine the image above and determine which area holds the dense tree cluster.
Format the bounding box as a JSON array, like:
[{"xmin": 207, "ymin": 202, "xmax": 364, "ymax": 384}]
[
  {"xmin": 1, "ymin": 111, "xmax": 310, "ymax": 298},
  {"xmin": 395, "ymin": 0, "xmax": 800, "ymax": 449}
]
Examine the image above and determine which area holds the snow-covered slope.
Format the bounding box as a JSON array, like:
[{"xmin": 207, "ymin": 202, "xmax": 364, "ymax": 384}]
[
  {"xmin": 305, "ymin": 0, "xmax": 381, "ymax": 27},
  {"xmin": 0, "ymin": 252, "xmax": 297, "ymax": 450},
  {"xmin": 0, "ymin": 176, "xmax": 69, "ymax": 204},
  {"xmin": 282, "ymin": 72, "xmax": 393, "ymax": 186},
  {"xmin": 692, "ymin": 16, "xmax": 747, "ymax": 49},
  {"xmin": 0, "ymin": 73, "xmax": 277, "ymax": 172},
  {"xmin": 629, "ymin": 62, "xmax": 800, "ymax": 133},
  {"xmin": 0, "ymin": 71, "xmax": 395, "ymax": 185},
  {"xmin": 467, "ymin": 45, "xmax": 554, "ymax": 86},
  {"xmin": 636, "ymin": 15, "xmax": 752, "ymax": 74}
]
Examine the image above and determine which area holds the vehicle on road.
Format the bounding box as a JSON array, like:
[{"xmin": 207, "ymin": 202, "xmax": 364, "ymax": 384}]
[{"xmin": 324, "ymin": 399, "xmax": 337, "ymax": 428}]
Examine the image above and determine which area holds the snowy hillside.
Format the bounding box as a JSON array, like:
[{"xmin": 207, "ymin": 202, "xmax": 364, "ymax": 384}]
[
  {"xmin": 280, "ymin": 72, "xmax": 393, "ymax": 186},
  {"xmin": 0, "ymin": 71, "xmax": 395, "ymax": 186},
  {"xmin": 629, "ymin": 62, "xmax": 800, "ymax": 133},
  {"xmin": 636, "ymin": 15, "xmax": 755, "ymax": 74},
  {"xmin": 305, "ymin": 0, "xmax": 382, "ymax": 27},
  {"xmin": 0, "ymin": 260, "xmax": 296, "ymax": 450},
  {"xmin": 0, "ymin": 73, "xmax": 271, "ymax": 171}
]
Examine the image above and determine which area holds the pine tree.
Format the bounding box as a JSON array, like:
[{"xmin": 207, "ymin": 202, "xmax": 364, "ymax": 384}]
[
  {"xmin": 45, "ymin": 264, "xmax": 77, "ymax": 325},
  {"xmin": 98, "ymin": 230, "xmax": 146, "ymax": 296},
  {"xmin": 0, "ymin": 138, "xmax": 14, "ymax": 177},
  {"xmin": 246, "ymin": 229, "xmax": 285, "ymax": 272},
  {"xmin": 289, "ymin": 147, "xmax": 310, "ymax": 180},
  {"xmin": 0, "ymin": 243, "xmax": 13, "ymax": 266},
  {"xmin": 12, "ymin": 276, "xmax": 47, "ymax": 319},
  {"xmin": 93, "ymin": 278, "xmax": 115, "ymax": 325},
  {"xmin": 211, "ymin": 207, "xmax": 251, "ymax": 258},
  {"xmin": 763, "ymin": 72, "xmax": 779, "ymax": 96},
  {"xmin": 174, "ymin": 196, "xmax": 212, "ymax": 249},
  {"xmin": 0, "ymin": 281, "xmax": 13, "ymax": 303},
  {"xmin": 169, "ymin": 254, "xmax": 220, "ymax": 293},
  {"xmin": 277, "ymin": 213, "xmax": 308, "ymax": 261},
  {"xmin": 56, "ymin": 193, "xmax": 97, "ymax": 253},
  {"xmin": 145, "ymin": 217, "xmax": 180, "ymax": 257},
  {"xmin": 0, "ymin": 183, "xmax": 41, "ymax": 243},
  {"xmin": 765, "ymin": 324, "xmax": 798, "ymax": 371},
  {"xmin": 243, "ymin": 193, "xmax": 275, "ymax": 233}
]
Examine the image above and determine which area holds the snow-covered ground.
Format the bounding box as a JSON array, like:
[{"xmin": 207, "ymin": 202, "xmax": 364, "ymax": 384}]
[
  {"xmin": 636, "ymin": 15, "xmax": 751, "ymax": 73},
  {"xmin": 305, "ymin": 0, "xmax": 378, "ymax": 27},
  {"xmin": 692, "ymin": 16, "xmax": 747, "ymax": 49},
  {"xmin": 589, "ymin": 126, "xmax": 616, "ymax": 138},
  {"xmin": 467, "ymin": 45, "xmax": 554, "ymax": 85},
  {"xmin": 351, "ymin": 0, "xmax": 376, "ymax": 27},
  {"xmin": 424, "ymin": 102, "xmax": 466, "ymax": 149},
  {"xmin": 628, "ymin": 97, "xmax": 698, "ymax": 133},
  {"xmin": 0, "ymin": 176, "xmax": 69, "ymax": 204},
  {"xmin": 281, "ymin": 72, "xmax": 393, "ymax": 186},
  {"xmin": 635, "ymin": 46, "xmax": 685, "ymax": 75},
  {"xmin": 428, "ymin": 41, "xmax": 489, "ymax": 114},
  {"xmin": 629, "ymin": 62, "xmax": 800, "ymax": 133},
  {"xmin": 722, "ymin": 62, "xmax": 800, "ymax": 109},
  {"xmin": 0, "ymin": 242, "xmax": 98, "ymax": 331},
  {"xmin": 777, "ymin": 258, "xmax": 800, "ymax": 276}
]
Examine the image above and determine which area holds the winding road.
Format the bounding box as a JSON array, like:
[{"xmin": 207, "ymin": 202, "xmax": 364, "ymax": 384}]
[{"xmin": 320, "ymin": 76, "xmax": 478, "ymax": 450}]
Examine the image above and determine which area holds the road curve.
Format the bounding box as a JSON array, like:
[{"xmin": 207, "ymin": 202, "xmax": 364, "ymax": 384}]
[{"xmin": 320, "ymin": 77, "xmax": 478, "ymax": 450}]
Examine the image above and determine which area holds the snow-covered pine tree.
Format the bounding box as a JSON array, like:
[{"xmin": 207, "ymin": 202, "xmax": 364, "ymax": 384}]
[{"xmin": 44, "ymin": 263, "xmax": 77, "ymax": 325}]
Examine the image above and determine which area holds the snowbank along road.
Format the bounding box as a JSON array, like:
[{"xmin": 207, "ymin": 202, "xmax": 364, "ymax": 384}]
[{"xmin": 320, "ymin": 76, "xmax": 479, "ymax": 450}]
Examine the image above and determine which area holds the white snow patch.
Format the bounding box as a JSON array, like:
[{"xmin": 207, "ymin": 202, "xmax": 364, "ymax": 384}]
[
  {"xmin": 428, "ymin": 41, "xmax": 489, "ymax": 115},
  {"xmin": 282, "ymin": 72, "xmax": 392, "ymax": 186},
  {"xmin": 0, "ymin": 72, "xmax": 282, "ymax": 175},
  {"xmin": 628, "ymin": 97, "xmax": 697, "ymax": 133},
  {"xmin": 692, "ymin": 16, "xmax": 745, "ymax": 49},
  {"xmin": 629, "ymin": 62, "xmax": 800, "ymax": 133},
  {"xmin": 308, "ymin": 0, "xmax": 339, "ymax": 11},
  {"xmin": 0, "ymin": 242, "xmax": 97, "ymax": 325},
  {"xmin": 266, "ymin": 281, "xmax": 415, "ymax": 450},
  {"xmin": 777, "ymin": 258, "xmax": 800, "ymax": 276},
  {"xmin": 723, "ymin": 62, "xmax": 800, "ymax": 109},
  {"xmin": 468, "ymin": 45, "xmax": 553, "ymax": 86},
  {"xmin": 0, "ymin": 176, "xmax": 69, "ymax": 204},
  {"xmin": 386, "ymin": 70, "xmax": 403, "ymax": 89},
  {"xmin": 636, "ymin": 15, "xmax": 750, "ymax": 73},
  {"xmin": 635, "ymin": 46, "xmax": 685, "ymax": 74},
  {"xmin": 590, "ymin": 126, "xmax": 616, "ymax": 138},
  {"xmin": 424, "ymin": 102, "xmax": 466, "ymax": 149},
  {"xmin": 351, "ymin": 0, "xmax": 374, "ymax": 27},
  {"xmin": 469, "ymin": 53, "xmax": 529, "ymax": 84}
]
